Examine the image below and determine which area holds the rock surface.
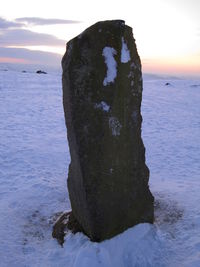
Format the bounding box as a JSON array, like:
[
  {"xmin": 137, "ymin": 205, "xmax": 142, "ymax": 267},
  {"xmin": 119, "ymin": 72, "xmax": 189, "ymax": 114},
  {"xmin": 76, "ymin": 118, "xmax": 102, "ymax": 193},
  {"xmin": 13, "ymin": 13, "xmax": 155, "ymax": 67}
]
[{"xmin": 62, "ymin": 20, "xmax": 154, "ymax": 241}]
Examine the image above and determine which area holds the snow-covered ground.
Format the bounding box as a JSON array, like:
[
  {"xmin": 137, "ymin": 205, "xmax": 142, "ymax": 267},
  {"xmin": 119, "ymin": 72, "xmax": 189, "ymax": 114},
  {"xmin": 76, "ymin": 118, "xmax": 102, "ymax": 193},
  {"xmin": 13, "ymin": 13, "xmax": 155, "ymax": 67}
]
[{"xmin": 0, "ymin": 69, "xmax": 199, "ymax": 266}]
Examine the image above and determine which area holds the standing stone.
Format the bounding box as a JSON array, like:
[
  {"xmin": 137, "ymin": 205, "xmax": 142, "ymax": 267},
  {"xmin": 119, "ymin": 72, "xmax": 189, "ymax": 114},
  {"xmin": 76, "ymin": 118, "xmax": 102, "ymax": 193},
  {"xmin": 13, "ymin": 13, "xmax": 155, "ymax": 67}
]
[{"xmin": 62, "ymin": 20, "xmax": 154, "ymax": 242}]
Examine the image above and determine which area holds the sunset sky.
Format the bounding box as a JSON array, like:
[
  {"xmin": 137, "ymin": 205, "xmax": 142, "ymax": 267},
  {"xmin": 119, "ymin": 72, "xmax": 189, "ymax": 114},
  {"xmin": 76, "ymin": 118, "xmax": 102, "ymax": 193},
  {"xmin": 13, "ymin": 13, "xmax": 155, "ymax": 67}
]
[{"xmin": 0, "ymin": 0, "xmax": 199, "ymax": 76}]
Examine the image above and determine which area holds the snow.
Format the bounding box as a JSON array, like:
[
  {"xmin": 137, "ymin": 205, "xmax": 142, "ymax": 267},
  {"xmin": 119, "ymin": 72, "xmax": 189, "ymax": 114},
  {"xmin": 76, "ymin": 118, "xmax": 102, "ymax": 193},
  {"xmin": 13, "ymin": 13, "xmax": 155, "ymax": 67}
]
[
  {"xmin": 95, "ymin": 101, "xmax": 110, "ymax": 112},
  {"xmin": 121, "ymin": 37, "xmax": 131, "ymax": 63},
  {"xmin": 101, "ymin": 101, "xmax": 110, "ymax": 112},
  {"xmin": 0, "ymin": 69, "xmax": 200, "ymax": 266},
  {"xmin": 61, "ymin": 223, "xmax": 164, "ymax": 267},
  {"xmin": 102, "ymin": 47, "xmax": 117, "ymax": 86}
]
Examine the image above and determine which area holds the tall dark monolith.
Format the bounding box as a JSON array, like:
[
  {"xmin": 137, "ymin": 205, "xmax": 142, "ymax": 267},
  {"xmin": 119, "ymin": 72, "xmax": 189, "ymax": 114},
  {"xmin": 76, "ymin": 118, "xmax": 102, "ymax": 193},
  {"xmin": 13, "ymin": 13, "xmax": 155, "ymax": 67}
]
[{"xmin": 62, "ymin": 20, "xmax": 154, "ymax": 241}]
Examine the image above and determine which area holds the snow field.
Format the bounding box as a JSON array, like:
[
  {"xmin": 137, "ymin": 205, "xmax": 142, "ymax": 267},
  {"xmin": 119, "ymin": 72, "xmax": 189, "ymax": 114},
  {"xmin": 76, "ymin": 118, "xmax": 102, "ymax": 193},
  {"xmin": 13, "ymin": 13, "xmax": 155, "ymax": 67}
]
[{"xmin": 0, "ymin": 70, "xmax": 199, "ymax": 266}]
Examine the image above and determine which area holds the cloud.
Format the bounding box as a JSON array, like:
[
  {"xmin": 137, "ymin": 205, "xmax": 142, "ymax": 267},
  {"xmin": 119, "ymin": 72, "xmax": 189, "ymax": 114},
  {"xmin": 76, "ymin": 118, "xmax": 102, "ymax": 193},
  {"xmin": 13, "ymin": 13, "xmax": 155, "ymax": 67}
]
[
  {"xmin": 0, "ymin": 16, "xmax": 78, "ymax": 48},
  {"xmin": 0, "ymin": 17, "xmax": 72, "ymax": 67},
  {"xmin": 0, "ymin": 47, "xmax": 62, "ymax": 67},
  {"xmin": 0, "ymin": 16, "xmax": 81, "ymax": 29},
  {"xmin": 0, "ymin": 17, "xmax": 23, "ymax": 29},
  {"xmin": 16, "ymin": 17, "xmax": 81, "ymax": 26},
  {"xmin": 0, "ymin": 28, "xmax": 65, "ymax": 47}
]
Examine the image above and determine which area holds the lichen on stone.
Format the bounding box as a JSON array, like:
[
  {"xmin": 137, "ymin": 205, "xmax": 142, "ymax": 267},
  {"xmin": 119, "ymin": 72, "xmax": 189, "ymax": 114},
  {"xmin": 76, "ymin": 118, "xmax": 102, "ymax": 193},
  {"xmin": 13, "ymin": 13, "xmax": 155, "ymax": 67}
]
[{"xmin": 109, "ymin": 116, "xmax": 122, "ymax": 136}]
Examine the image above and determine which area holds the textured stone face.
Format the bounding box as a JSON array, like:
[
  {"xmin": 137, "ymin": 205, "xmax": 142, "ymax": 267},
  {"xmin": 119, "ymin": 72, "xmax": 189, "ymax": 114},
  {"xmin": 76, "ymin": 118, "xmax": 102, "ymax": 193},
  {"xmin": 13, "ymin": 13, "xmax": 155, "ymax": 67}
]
[{"xmin": 62, "ymin": 20, "xmax": 154, "ymax": 241}]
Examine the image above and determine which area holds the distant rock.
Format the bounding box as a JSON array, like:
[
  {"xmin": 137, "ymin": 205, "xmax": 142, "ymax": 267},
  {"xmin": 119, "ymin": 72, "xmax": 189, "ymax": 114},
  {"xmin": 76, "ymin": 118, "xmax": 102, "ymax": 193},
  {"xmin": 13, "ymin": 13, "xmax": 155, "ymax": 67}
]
[
  {"xmin": 22, "ymin": 70, "xmax": 27, "ymax": 73},
  {"xmin": 36, "ymin": 70, "xmax": 47, "ymax": 74},
  {"xmin": 61, "ymin": 20, "xmax": 154, "ymax": 242},
  {"xmin": 190, "ymin": 84, "xmax": 200, "ymax": 88},
  {"xmin": 165, "ymin": 82, "xmax": 171, "ymax": 86}
]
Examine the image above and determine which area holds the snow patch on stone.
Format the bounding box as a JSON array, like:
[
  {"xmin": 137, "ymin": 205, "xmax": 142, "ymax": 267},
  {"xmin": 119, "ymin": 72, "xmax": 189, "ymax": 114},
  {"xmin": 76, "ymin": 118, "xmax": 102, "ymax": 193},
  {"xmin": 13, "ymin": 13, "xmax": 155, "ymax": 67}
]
[
  {"xmin": 101, "ymin": 101, "xmax": 110, "ymax": 112},
  {"xmin": 95, "ymin": 101, "xmax": 110, "ymax": 112},
  {"xmin": 109, "ymin": 117, "xmax": 122, "ymax": 136},
  {"xmin": 102, "ymin": 47, "xmax": 117, "ymax": 86},
  {"xmin": 121, "ymin": 37, "xmax": 130, "ymax": 63}
]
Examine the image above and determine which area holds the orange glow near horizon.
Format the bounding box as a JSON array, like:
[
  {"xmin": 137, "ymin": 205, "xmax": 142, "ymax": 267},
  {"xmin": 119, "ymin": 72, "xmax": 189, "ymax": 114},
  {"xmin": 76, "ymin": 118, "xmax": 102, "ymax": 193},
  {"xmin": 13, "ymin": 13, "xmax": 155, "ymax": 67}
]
[
  {"xmin": 142, "ymin": 56, "xmax": 200, "ymax": 76},
  {"xmin": 0, "ymin": 57, "xmax": 30, "ymax": 64}
]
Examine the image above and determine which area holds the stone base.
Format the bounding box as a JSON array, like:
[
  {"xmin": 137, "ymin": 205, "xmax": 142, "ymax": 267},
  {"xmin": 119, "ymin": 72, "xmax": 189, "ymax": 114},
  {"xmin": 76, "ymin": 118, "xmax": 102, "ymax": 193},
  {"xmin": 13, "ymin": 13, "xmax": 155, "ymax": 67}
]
[{"xmin": 52, "ymin": 211, "xmax": 83, "ymax": 246}]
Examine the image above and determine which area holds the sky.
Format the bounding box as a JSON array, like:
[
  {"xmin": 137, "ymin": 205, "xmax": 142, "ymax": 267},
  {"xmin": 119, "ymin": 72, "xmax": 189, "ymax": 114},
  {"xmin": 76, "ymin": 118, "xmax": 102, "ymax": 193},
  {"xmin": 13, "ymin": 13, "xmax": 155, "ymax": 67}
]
[{"xmin": 0, "ymin": 0, "xmax": 200, "ymax": 76}]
